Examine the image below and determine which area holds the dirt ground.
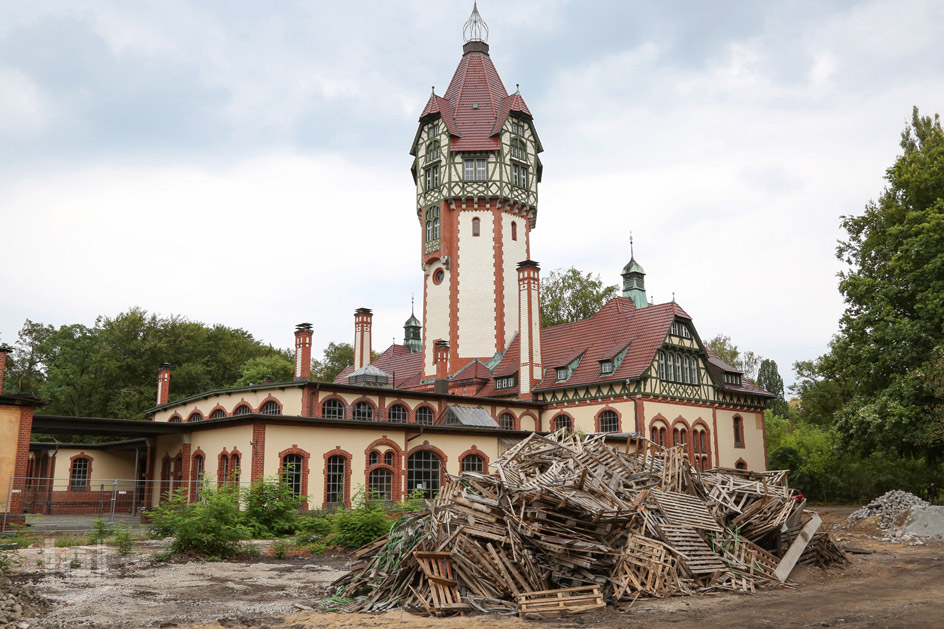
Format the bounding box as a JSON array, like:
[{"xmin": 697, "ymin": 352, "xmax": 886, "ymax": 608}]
[{"xmin": 11, "ymin": 507, "xmax": 944, "ymax": 628}]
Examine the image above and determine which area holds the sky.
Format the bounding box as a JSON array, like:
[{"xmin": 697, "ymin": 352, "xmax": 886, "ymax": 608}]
[{"xmin": 2, "ymin": 0, "xmax": 944, "ymax": 389}]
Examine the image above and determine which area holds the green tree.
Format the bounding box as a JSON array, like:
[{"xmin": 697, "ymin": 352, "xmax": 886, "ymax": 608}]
[
  {"xmin": 311, "ymin": 342, "xmax": 354, "ymax": 382},
  {"xmin": 540, "ymin": 267, "xmax": 619, "ymax": 328},
  {"xmin": 827, "ymin": 107, "xmax": 944, "ymax": 459},
  {"xmin": 4, "ymin": 319, "xmax": 56, "ymax": 395},
  {"xmin": 233, "ymin": 355, "xmax": 295, "ymax": 386},
  {"xmin": 704, "ymin": 334, "xmax": 740, "ymax": 368},
  {"xmin": 756, "ymin": 359, "xmax": 788, "ymax": 416}
]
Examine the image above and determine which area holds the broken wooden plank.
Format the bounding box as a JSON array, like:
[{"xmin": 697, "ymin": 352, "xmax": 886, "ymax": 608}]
[{"xmin": 774, "ymin": 512, "xmax": 822, "ymax": 582}]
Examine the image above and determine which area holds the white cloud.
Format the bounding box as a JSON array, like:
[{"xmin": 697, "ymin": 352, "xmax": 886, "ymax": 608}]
[{"xmin": 0, "ymin": 67, "xmax": 55, "ymax": 138}]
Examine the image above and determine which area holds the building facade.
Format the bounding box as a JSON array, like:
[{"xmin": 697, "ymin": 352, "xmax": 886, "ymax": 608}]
[{"xmin": 2, "ymin": 5, "xmax": 770, "ymax": 517}]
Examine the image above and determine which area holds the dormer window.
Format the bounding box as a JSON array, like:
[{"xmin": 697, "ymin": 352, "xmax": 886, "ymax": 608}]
[
  {"xmin": 670, "ymin": 322, "xmax": 692, "ymax": 339},
  {"xmin": 600, "ymin": 360, "xmax": 613, "ymax": 375},
  {"xmin": 510, "ymin": 119, "xmax": 526, "ymax": 136},
  {"xmin": 723, "ymin": 372, "xmax": 742, "ymax": 386},
  {"xmin": 556, "ymin": 367, "xmax": 568, "ymax": 381},
  {"xmin": 429, "ymin": 120, "xmax": 439, "ymax": 138},
  {"xmin": 510, "ymin": 138, "xmax": 527, "ymax": 161},
  {"xmin": 495, "ymin": 374, "xmax": 517, "ymax": 390}
]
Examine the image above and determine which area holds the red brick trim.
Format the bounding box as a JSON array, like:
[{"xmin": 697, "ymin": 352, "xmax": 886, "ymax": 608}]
[
  {"xmin": 364, "ymin": 436, "xmax": 403, "ymax": 502},
  {"xmin": 168, "ymin": 414, "xmax": 183, "ymax": 423},
  {"xmin": 207, "ymin": 404, "xmax": 227, "ymax": 419},
  {"xmin": 350, "ymin": 396, "xmax": 378, "ymax": 421},
  {"xmin": 670, "ymin": 417, "xmax": 692, "ymax": 460},
  {"xmin": 232, "ymin": 402, "xmax": 253, "ymax": 415},
  {"xmin": 520, "ymin": 410, "xmax": 539, "ymax": 431},
  {"xmin": 735, "ymin": 457, "xmax": 748, "ymax": 470},
  {"xmin": 549, "ymin": 411, "xmax": 573, "ymax": 432},
  {"xmin": 9, "ymin": 407, "xmax": 34, "ymax": 513},
  {"xmin": 497, "ymin": 409, "xmax": 518, "ymax": 430},
  {"xmin": 594, "ymin": 406, "xmax": 622, "ymax": 432},
  {"xmin": 229, "ymin": 448, "xmax": 243, "ymax": 484},
  {"xmin": 691, "ymin": 419, "xmax": 711, "ymax": 468},
  {"xmin": 492, "ymin": 206, "xmax": 505, "ymax": 352},
  {"xmin": 733, "ymin": 414, "xmax": 746, "ymax": 449},
  {"xmin": 458, "ymin": 446, "xmax": 489, "ymax": 473},
  {"xmin": 216, "ymin": 448, "xmax": 229, "ymax": 485},
  {"xmin": 322, "ymin": 446, "xmax": 352, "ymax": 509},
  {"xmin": 406, "ymin": 441, "xmax": 448, "ymax": 490},
  {"xmin": 67, "ymin": 453, "xmax": 93, "ymax": 492},
  {"xmin": 277, "ymin": 445, "xmax": 312, "ymax": 507},
  {"xmin": 186, "ymin": 410, "xmax": 204, "ymax": 423},
  {"xmin": 318, "ymin": 394, "xmax": 348, "ymax": 419},
  {"xmin": 412, "ymin": 403, "xmax": 436, "ymax": 425},
  {"xmin": 711, "ymin": 408, "xmax": 720, "ymax": 467},
  {"xmin": 634, "ymin": 398, "xmax": 645, "ymax": 434},
  {"xmin": 250, "ymin": 422, "xmax": 266, "ymax": 482},
  {"xmin": 257, "ymin": 395, "xmax": 283, "ymax": 414}
]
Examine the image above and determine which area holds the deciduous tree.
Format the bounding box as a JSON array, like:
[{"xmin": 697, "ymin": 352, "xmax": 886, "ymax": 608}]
[{"xmin": 540, "ymin": 267, "xmax": 618, "ymax": 328}]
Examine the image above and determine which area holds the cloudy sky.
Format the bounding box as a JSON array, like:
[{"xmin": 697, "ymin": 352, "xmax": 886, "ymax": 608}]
[{"xmin": 2, "ymin": 0, "xmax": 943, "ymax": 388}]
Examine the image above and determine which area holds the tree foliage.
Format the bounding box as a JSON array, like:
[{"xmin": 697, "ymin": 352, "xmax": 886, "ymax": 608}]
[
  {"xmin": 540, "ymin": 267, "xmax": 619, "ymax": 328},
  {"xmin": 3, "ymin": 308, "xmax": 290, "ymax": 419},
  {"xmin": 233, "ymin": 355, "xmax": 294, "ymax": 387},
  {"xmin": 311, "ymin": 342, "xmax": 354, "ymax": 382},
  {"xmin": 703, "ymin": 333, "xmax": 761, "ymax": 381},
  {"xmin": 823, "ymin": 108, "xmax": 944, "ymax": 459},
  {"xmin": 756, "ymin": 359, "xmax": 788, "ymax": 416}
]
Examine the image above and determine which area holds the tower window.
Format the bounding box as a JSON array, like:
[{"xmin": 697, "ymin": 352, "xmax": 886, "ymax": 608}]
[
  {"xmin": 425, "ymin": 206, "xmax": 441, "ymax": 253},
  {"xmin": 510, "ymin": 119, "xmax": 526, "ymax": 136},
  {"xmin": 511, "ymin": 222, "xmax": 517, "ymax": 241},
  {"xmin": 424, "ymin": 164, "xmax": 440, "ymax": 190},
  {"xmin": 433, "ymin": 269, "xmax": 445, "ymax": 285},
  {"xmin": 472, "ymin": 217, "xmax": 480, "ymax": 236},
  {"xmin": 510, "ymin": 138, "xmax": 527, "ymax": 161},
  {"xmin": 464, "ymin": 158, "xmax": 487, "ymax": 181},
  {"xmin": 425, "ymin": 140, "xmax": 440, "ymax": 164},
  {"xmin": 512, "ymin": 163, "xmax": 528, "ymax": 188},
  {"xmin": 429, "ymin": 120, "xmax": 439, "ymax": 138}
]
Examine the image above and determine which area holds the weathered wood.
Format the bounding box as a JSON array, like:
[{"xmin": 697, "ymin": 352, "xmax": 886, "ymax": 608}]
[{"xmin": 774, "ymin": 512, "xmax": 822, "ymax": 582}]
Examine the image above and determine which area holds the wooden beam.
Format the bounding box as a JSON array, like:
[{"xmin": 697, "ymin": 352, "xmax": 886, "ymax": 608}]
[{"xmin": 774, "ymin": 512, "xmax": 821, "ymax": 582}]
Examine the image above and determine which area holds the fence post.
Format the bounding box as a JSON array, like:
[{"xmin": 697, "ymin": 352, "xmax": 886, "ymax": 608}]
[
  {"xmin": 1, "ymin": 476, "xmax": 13, "ymax": 534},
  {"xmin": 110, "ymin": 479, "xmax": 118, "ymax": 522}
]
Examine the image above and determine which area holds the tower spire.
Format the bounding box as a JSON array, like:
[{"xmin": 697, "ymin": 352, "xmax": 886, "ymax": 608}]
[
  {"xmin": 622, "ymin": 233, "xmax": 648, "ymax": 308},
  {"xmin": 463, "ymin": 1, "xmax": 489, "ymax": 43}
]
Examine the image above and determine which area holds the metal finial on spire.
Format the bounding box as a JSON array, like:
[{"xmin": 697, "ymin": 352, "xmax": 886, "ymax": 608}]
[
  {"xmin": 411, "ymin": 293, "xmax": 415, "ymax": 315},
  {"xmin": 630, "ymin": 231, "xmax": 634, "ymax": 258},
  {"xmin": 463, "ymin": 1, "xmax": 489, "ymax": 43}
]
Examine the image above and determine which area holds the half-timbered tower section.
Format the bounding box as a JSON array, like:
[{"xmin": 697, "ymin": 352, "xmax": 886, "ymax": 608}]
[{"xmin": 410, "ymin": 6, "xmax": 542, "ymax": 382}]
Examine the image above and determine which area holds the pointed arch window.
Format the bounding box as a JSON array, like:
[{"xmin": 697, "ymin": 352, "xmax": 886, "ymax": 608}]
[{"xmin": 472, "ymin": 217, "xmax": 480, "ymax": 236}]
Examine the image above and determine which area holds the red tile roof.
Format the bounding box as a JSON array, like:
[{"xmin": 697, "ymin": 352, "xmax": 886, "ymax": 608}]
[{"xmin": 333, "ymin": 344, "xmax": 423, "ymax": 390}]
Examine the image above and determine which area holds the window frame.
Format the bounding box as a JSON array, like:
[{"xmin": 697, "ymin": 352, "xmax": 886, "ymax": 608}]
[
  {"xmin": 353, "ymin": 401, "xmax": 374, "ymax": 421},
  {"xmin": 69, "ymin": 456, "xmax": 91, "ymax": 492},
  {"xmin": 322, "ymin": 398, "xmax": 345, "ymax": 419},
  {"xmin": 407, "ymin": 450, "xmax": 442, "ymax": 499}
]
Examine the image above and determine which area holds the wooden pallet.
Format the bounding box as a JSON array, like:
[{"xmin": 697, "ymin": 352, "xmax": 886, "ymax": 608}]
[
  {"xmin": 658, "ymin": 525, "xmax": 728, "ymax": 575},
  {"xmin": 517, "ymin": 585, "xmax": 605, "ymax": 616},
  {"xmin": 414, "ymin": 551, "xmax": 471, "ymax": 614},
  {"xmin": 652, "ymin": 490, "xmax": 723, "ymax": 533}
]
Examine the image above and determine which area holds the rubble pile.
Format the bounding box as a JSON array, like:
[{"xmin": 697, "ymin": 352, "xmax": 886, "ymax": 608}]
[
  {"xmin": 0, "ymin": 573, "xmax": 48, "ymax": 627},
  {"xmin": 842, "ymin": 490, "xmax": 929, "ymax": 531},
  {"xmin": 332, "ymin": 432, "xmax": 845, "ymax": 616}
]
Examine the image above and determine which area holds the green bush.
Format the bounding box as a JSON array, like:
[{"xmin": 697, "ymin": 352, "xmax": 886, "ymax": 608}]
[
  {"xmin": 112, "ymin": 524, "xmax": 135, "ymax": 555},
  {"xmin": 148, "ymin": 483, "xmax": 250, "ymax": 558},
  {"xmin": 329, "ymin": 492, "xmax": 394, "ymax": 549},
  {"xmin": 244, "ymin": 474, "xmax": 302, "ymax": 538},
  {"xmin": 88, "ymin": 519, "xmax": 111, "ymax": 545},
  {"xmin": 296, "ymin": 515, "xmax": 332, "ymax": 544}
]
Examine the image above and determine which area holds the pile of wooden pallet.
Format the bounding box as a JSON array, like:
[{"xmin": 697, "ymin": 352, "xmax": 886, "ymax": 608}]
[{"xmin": 331, "ymin": 432, "xmax": 846, "ymax": 616}]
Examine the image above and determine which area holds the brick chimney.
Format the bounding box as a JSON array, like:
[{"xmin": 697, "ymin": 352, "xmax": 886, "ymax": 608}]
[
  {"xmin": 294, "ymin": 323, "xmax": 313, "ymax": 380},
  {"xmin": 156, "ymin": 363, "xmax": 172, "ymax": 405},
  {"xmin": 0, "ymin": 345, "xmax": 11, "ymax": 395},
  {"xmin": 517, "ymin": 260, "xmax": 543, "ymax": 399},
  {"xmin": 353, "ymin": 308, "xmax": 373, "ymax": 371},
  {"xmin": 434, "ymin": 340, "xmax": 450, "ymax": 381}
]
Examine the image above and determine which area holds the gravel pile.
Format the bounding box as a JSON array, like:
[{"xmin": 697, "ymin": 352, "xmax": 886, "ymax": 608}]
[
  {"xmin": 843, "ymin": 490, "xmax": 930, "ymax": 531},
  {"xmin": 0, "ymin": 573, "xmax": 48, "ymax": 627}
]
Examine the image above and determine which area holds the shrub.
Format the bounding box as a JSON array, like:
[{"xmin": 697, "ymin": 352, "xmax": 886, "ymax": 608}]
[
  {"xmin": 296, "ymin": 515, "xmax": 332, "ymax": 544},
  {"xmin": 329, "ymin": 491, "xmax": 394, "ymax": 549},
  {"xmin": 244, "ymin": 474, "xmax": 302, "ymax": 538},
  {"xmin": 88, "ymin": 519, "xmax": 111, "ymax": 545},
  {"xmin": 272, "ymin": 539, "xmax": 293, "ymax": 558},
  {"xmin": 148, "ymin": 483, "xmax": 250, "ymax": 558},
  {"xmin": 113, "ymin": 524, "xmax": 135, "ymax": 556}
]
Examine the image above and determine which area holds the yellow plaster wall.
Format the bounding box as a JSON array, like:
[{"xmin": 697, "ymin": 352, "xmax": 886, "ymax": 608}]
[
  {"xmin": 55, "ymin": 448, "xmax": 137, "ymax": 491},
  {"xmin": 190, "ymin": 425, "xmax": 253, "ymax": 481},
  {"xmin": 153, "ymin": 387, "xmax": 303, "ymax": 422},
  {"xmin": 0, "ymin": 407, "xmax": 21, "ymax": 510},
  {"xmin": 542, "ymin": 400, "xmax": 637, "ymax": 434},
  {"xmin": 714, "ymin": 409, "xmax": 767, "ymax": 470}
]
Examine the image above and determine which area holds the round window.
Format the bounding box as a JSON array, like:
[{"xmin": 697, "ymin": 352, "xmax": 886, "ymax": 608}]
[{"xmin": 433, "ymin": 269, "xmax": 445, "ymax": 285}]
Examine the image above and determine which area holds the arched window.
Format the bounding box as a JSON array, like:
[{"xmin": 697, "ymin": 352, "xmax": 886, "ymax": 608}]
[
  {"xmin": 260, "ymin": 401, "xmax": 281, "ymax": 415},
  {"xmin": 188, "ymin": 412, "xmax": 204, "ymax": 423},
  {"xmin": 433, "ymin": 217, "xmax": 440, "ymax": 240},
  {"xmin": 679, "ymin": 428, "xmax": 688, "ymax": 447},
  {"xmin": 425, "ymin": 207, "xmax": 440, "ymax": 244},
  {"xmin": 599, "ymin": 410, "xmax": 619, "ymax": 433},
  {"xmin": 210, "ymin": 409, "xmax": 226, "ymax": 420},
  {"xmin": 499, "ymin": 412, "xmax": 515, "ymax": 430},
  {"xmin": 554, "ymin": 414, "xmax": 573, "ymax": 433},
  {"xmin": 383, "ymin": 451, "xmax": 394, "ymax": 466},
  {"xmin": 69, "ymin": 457, "xmax": 90, "ymax": 491},
  {"xmin": 735, "ymin": 460, "xmax": 748, "ymax": 471},
  {"xmin": 353, "ymin": 401, "xmax": 374, "ymax": 421},
  {"xmin": 322, "ymin": 399, "xmax": 344, "ymax": 419},
  {"xmin": 169, "ymin": 415, "xmax": 182, "ymax": 423},
  {"xmin": 389, "ymin": 404, "xmax": 407, "ymax": 423},
  {"xmin": 734, "ymin": 416, "xmax": 745, "ymax": 447},
  {"xmin": 462, "ymin": 454, "xmax": 485, "ymax": 474},
  {"xmin": 368, "ymin": 468, "xmax": 393, "ymax": 503},
  {"xmin": 369, "ymin": 451, "xmax": 379, "ymax": 466},
  {"xmin": 234, "ymin": 405, "xmax": 252, "ymax": 416},
  {"xmin": 416, "ymin": 406, "xmax": 433, "ymax": 425},
  {"xmin": 230, "ymin": 453, "xmax": 241, "ymax": 484},
  {"xmin": 283, "ymin": 453, "xmax": 305, "ymax": 498},
  {"xmin": 219, "ymin": 454, "xmax": 230, "ymax": 485},
  {"xmin": 650, "ymin": 423, "xmax": 668, "ymax": 447},
  {"xmin": 407, "ymin": 450, "xmax": 442, "ymax": 499},
  {"xmin": 472, "ymin": 217, "xmax": 480, "ymax": 236},
  {"xmin": 193, "ymin": 454, "xmax": 205, "ymax": 500},
  {"xmin": 511, "ymin": 222, "xmax": 517, "ymax": 241}
]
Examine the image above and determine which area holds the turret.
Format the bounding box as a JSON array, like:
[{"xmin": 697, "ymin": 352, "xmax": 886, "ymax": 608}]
[
  {"xmin": 404, "ymin": 306, "xmax": 422, "ymax": 354},
  {"xmin": 622, "ymin": 235, "xmax": 648, "ymax": 309}
]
